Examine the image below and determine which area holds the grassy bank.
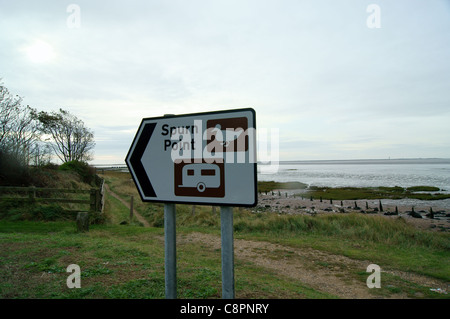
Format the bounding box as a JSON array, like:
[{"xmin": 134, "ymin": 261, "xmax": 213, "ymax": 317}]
[{"xmin": 1, "ymin": 171, "xmax": 449, "ymax": 299}]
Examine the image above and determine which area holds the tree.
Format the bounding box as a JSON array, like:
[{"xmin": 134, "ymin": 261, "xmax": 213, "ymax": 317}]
[
  {"xmin": 0, "ymin": 82, "xmax": 47, "ymax": 185},
  {"xmin": 37, "ymin": 108, "xmax": 95, "ymax": 163},
  {"xmin": 1, "ymin": 84, "xmax": 23, "ymax": 149},
  {"xmin": 0, "ymin": 84, "xmax": 41, "ymax": 166}
]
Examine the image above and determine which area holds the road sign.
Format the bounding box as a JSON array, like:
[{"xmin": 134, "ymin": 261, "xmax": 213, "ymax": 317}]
[{"xmin": 126, "ymin": 108, "xmax": 257, "ymax": 207}]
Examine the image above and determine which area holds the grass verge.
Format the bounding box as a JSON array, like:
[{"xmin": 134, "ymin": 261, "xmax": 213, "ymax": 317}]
[{"xmin": 1, "ymin": 171, "xmax": 448, "ymax": 299}]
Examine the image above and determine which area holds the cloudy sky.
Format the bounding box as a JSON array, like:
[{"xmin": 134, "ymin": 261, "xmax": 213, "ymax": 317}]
[{"xmin": 1, "ymin": 0, "xmax": 449, "ymax": 164}]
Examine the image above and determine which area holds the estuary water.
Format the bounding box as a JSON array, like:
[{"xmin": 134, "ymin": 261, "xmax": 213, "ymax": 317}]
[
  {"xmin": 258, "ymin": 159, "xmax": 450, "ymax": 210},
  {"xmin": 258, "ymin": 159, "xmax": 450, "ymax": 191}
]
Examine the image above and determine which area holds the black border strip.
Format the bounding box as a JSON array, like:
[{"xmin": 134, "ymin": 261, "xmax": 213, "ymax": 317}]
[
  {"xmin": 2, "ymin": 299, "xmax": 435, "ymax": 317},
  {"xmin": 128, "ymin": 122, "xmax": 157, "ymax": 198}
]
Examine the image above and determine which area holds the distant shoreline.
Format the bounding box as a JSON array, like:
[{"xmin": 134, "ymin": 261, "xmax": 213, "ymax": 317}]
[
  {"xmin": 93, "ymin": 158, "xmax": 450, "ymax": 168},
  {"xmin": 275, "ymin": 158, "xmax": 450, "ymax": 165}
]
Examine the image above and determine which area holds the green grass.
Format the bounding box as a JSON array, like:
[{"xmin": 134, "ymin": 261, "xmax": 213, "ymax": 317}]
[
  {"xmin": 2, "ymin": 216, "xmax": 447, "ymax": 299},
  {"xmin": 141, "ymin": 203, "xmax": 450, "ymax": 282},
  {"xmin": 406, "ymin": 186, "xmax": 441, "ymax": 192},
  {"xmin": 232, "ymin": 212, "xmax": 449, "ymax": 280},
  {"xmin": 100, "ymin": 172, "xmax": 450, "ymax": 286},
  {"xmin": 0, "ymin": 201, "xmax": 76, "ymax": 222},
  {"xmin": 1, "ymin": 170, "xmax": 449, "ymax": 299},
  {"xmin": 0, "ymin": 221, "xmax": 333, "ymax": 298},
  {"xmin": 258, "ymin": 181, "xmax": 308, "ymax": 193},
  {"xmin": 103, "ymin": 191, "xmax": 143, "ymax": 226}
]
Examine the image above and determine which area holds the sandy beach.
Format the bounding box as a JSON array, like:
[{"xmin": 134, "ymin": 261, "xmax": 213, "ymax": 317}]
[{"xmin": 255, "ymin": 189, "xmax": 450, "ymax": 233}]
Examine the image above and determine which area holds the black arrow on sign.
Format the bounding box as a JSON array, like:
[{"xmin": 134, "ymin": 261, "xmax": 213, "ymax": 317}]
[{"xmin": 128, "ymin": 122, "xmax": 157, "ymax": 198}]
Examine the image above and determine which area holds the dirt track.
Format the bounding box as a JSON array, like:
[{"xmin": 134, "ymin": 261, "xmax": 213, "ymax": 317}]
[
  {"xmin": 180, "ymin": 232, "xmax": 448, "ymax": 299},
  {"xmin": 104, "ymin": 183, "xmax": 150, "ymax": 227}
]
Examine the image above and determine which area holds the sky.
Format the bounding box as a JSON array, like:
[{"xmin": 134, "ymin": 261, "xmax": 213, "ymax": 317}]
[{"xmin": 1, "ymin": 0, "xmax": 449, "ymax": 164}]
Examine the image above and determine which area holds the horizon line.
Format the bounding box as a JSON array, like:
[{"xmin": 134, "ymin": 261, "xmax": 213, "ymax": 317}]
[{"xmin": 91, "ymin": 157, "xmax": 450, "ymax": 166}]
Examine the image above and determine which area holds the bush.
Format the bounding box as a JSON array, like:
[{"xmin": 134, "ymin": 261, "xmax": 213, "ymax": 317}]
[
  {"xmin": 59, "ymin": 160, "xmax": 96, "ymax": 185},
  {"xmin": 90, "ymin": 211, "xmax": 106, "ymax": 224},
  {"xmin": 30, "ymin": 204, "xmax": 68, "ymax": 221},
  {"xmin": 41, "ymin": 162, "xmax": 60, "ymax": 170},
  {"xmin": 0, "ymin": 201, "xmax": 72, "ymax": 221},
  {"xmin": 0, "ymin": 150, "xmax": 31, "ymax": 186}
]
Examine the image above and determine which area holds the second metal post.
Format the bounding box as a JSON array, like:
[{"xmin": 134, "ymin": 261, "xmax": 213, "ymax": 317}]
[
  {"xmin": 164, "ymin": 203, "xmax": 176, "ymax": 299},
  {"xmin": 220, "ymin": 206, "xmax": 235, "ymax": 299}
]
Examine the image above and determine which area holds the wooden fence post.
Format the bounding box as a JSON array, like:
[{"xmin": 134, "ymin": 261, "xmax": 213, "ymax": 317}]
[
  {"xmin": 29, "ymin": 186, "xmax": 36, "ymax": 203},
  {"xmin": 77, "ymin": 212, "xmax": 89, "ymax": 232},
  {"xmin": 96, "ymin": 189, "xmax": 101, "ymax": 211},
  {"xmin": 90, "ymin": 188, "xmax": 96, "ymax": 212}
]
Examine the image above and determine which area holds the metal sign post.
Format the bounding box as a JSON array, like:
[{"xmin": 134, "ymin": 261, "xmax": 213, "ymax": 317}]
[
  {"xmin": 220, "ymin": 206, "xmax": 235, "ymax": 299},
  {"xmin": 163, "ymin": 114, "xmax": 177, "ymax": 300},
  {"xmin": 164, "ymin": 203, "xmax": 176, "ymax": 299}
]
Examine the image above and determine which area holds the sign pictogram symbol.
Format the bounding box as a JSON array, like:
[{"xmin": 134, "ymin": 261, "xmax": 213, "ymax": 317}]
[{"xmin": 174, "ymin": 159, "xmax": 225, "ymax": 197}]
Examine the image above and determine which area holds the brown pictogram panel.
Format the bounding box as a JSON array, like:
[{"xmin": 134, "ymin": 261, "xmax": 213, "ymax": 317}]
[
  {"xmin": 174, "ymin": 159, "xmax": 225, "ymax": 197},
  {"xmin": 206, "ymin": 117, "xmax": 248, "ymax": 153}
]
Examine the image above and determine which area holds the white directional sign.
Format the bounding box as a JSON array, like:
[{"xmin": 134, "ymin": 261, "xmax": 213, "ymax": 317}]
[{"xmin": 125, "ymin": 108, "xmax": 257, "ymax": 207}]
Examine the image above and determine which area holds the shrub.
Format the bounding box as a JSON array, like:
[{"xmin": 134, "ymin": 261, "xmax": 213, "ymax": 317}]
[
  {"xmin": 41, "ymin": 162, "xmax": 59, "ymax": 170},
  {"xmin": 0, "ymin": 150, "xmax": 31, "ymax": 186},
  {"xmin": 59, "ymin": 160, "xmax": 96, "ymax": 185},
  {"xmin": 30, "ymin": 204, "xmax": 68, "ymax": 221},
  {"xmin": 0, "ymin": 201, "xmax": 72, "ymax": 221}
]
